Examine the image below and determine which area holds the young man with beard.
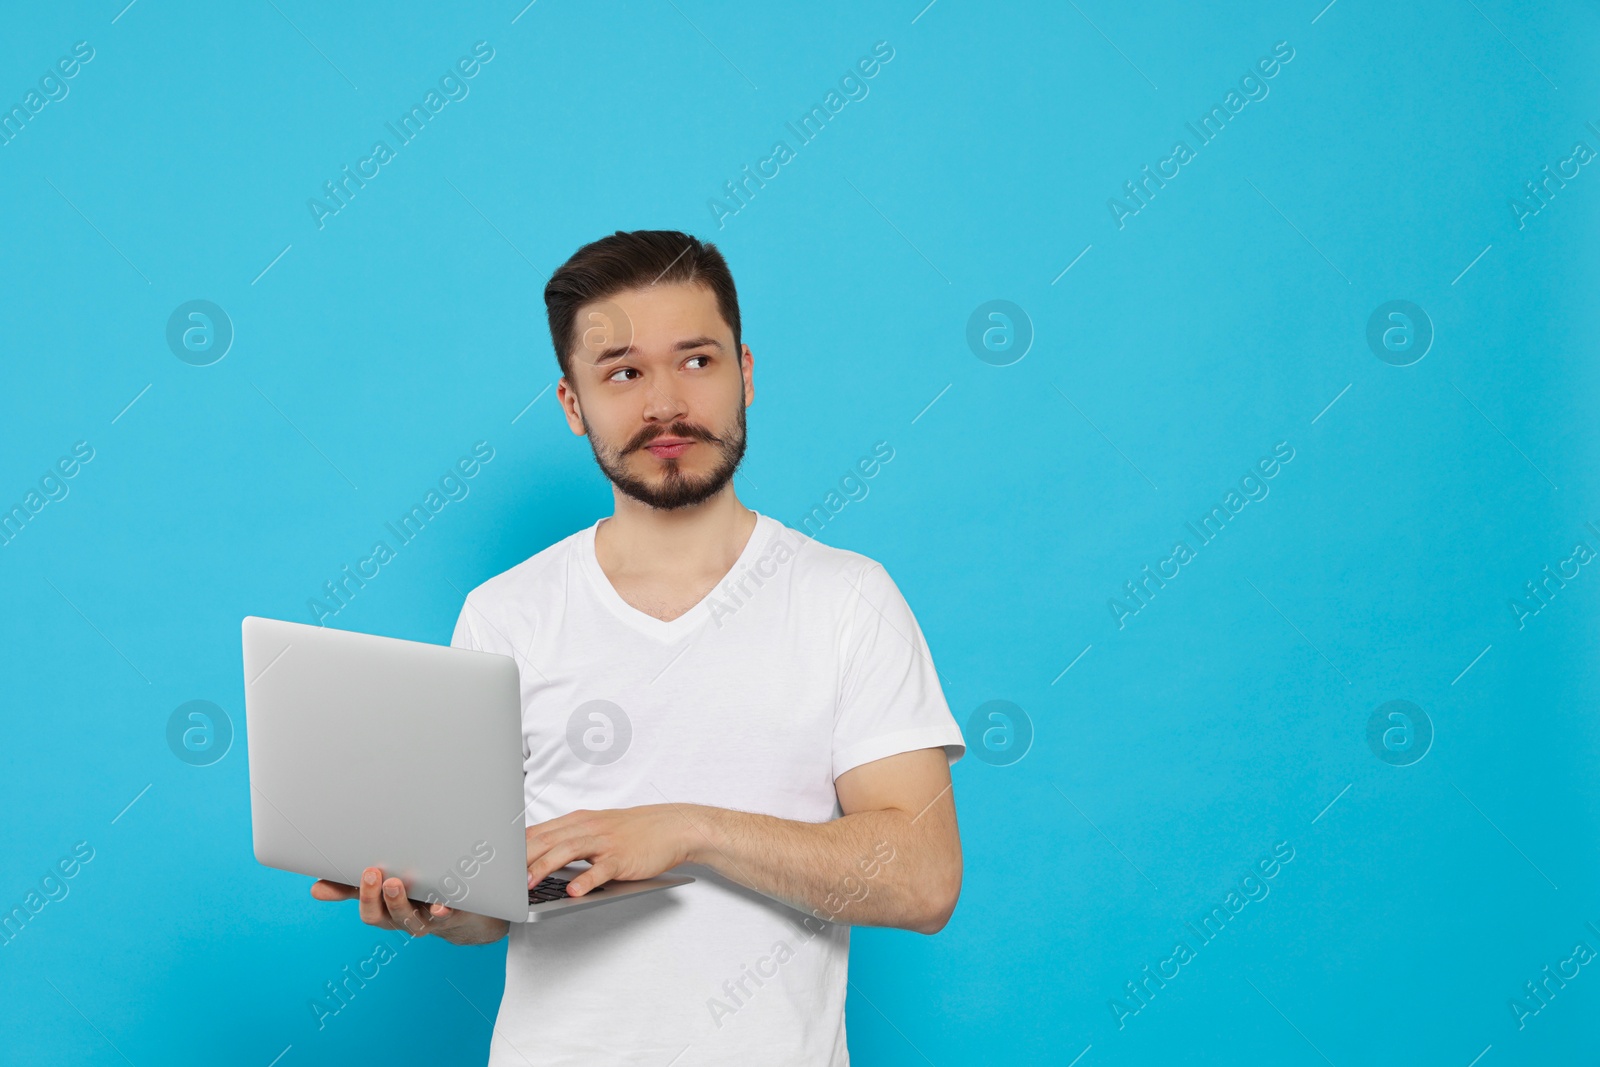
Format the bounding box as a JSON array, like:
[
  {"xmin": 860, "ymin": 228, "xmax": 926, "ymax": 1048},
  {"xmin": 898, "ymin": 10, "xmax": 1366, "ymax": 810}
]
[{"xmin": 312, "ymin": 229, "xmax": 964, "ymax": 1064}]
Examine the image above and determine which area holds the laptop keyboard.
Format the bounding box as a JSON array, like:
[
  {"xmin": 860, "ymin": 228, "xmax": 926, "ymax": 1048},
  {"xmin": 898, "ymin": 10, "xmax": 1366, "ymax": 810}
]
[
  {"xmin": 529, "ymin": 874, "xmax": 607, "ymax": 904},
  {"xmin": 529, "ymin": 875, "xmax": 570, "ymax": 903}
]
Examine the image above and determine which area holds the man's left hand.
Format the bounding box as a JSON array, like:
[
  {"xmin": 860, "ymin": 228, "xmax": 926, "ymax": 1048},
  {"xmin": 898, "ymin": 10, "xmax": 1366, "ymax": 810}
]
[{"xmin": 525, "ymin": 804, "xmax": 698, "ymax": 897}]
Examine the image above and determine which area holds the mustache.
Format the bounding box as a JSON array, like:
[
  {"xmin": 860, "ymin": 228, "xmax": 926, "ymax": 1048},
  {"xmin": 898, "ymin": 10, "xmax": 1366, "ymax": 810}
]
[{"xmin": 631, "ymin": 424, "xmax": 718, "ymax": 451}]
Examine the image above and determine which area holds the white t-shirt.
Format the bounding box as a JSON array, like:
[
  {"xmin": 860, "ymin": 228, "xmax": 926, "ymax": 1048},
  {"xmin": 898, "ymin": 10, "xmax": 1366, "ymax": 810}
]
[{"xmin": 448, "ymin": 510, "xmax": 964, "ymax": 1066}]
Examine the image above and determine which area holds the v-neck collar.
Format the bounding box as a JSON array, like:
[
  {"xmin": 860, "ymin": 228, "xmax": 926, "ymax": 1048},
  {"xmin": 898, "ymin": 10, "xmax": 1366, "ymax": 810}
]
[{"xmin": 578, "ymin": 511, "xmax": 770, "ymax": 643}]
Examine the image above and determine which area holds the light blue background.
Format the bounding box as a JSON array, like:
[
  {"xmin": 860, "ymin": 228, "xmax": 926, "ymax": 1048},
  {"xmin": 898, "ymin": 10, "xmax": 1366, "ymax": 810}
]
[{"xmin": 2, "ymin": 1, "xmax": 1597, "ymax": 1063}]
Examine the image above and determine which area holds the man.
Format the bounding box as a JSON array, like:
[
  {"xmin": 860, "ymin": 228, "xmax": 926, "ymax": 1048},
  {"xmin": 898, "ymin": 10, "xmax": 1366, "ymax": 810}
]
[{"xmin": 312, "ymin": 229, "xmax": 965, "ymax": 1064}]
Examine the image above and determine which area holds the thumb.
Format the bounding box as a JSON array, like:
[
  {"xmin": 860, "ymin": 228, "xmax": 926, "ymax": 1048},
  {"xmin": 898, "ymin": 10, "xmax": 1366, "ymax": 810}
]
[{"xmin": 311, "ymin": 879, "xmax": 357, "ymax": 900}]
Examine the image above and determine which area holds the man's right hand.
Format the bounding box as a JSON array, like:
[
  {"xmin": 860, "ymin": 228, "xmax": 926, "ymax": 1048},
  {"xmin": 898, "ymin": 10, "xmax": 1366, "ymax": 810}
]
[{"xmin": 311, "ymin": 866, "xmax": 509, "ymax": 946}]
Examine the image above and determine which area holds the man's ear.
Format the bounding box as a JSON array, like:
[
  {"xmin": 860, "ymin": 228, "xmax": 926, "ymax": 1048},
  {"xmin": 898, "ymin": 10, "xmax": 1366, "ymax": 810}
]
[{"xmin": 557, "ymin": 377, "xmax": 588, "ymax": 436}]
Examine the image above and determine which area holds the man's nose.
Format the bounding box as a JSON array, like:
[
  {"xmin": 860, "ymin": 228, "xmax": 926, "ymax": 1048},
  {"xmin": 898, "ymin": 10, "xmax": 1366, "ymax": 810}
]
[{"xmin": 641, "ymin": 380, "xmax": 688, "ymax": 421}]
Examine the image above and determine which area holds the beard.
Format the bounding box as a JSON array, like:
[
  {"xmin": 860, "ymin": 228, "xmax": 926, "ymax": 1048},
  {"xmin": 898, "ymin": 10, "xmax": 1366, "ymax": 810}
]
[{"xmin": 583, "ymin": 398, "xmax": 747, "ymax": 511}]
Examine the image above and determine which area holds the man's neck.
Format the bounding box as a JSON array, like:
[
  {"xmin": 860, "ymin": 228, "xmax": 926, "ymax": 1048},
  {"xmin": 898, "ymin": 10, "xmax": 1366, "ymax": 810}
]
[{"xmin": 596, "ymin": 489, "xmax": 756, "ymax": 583}]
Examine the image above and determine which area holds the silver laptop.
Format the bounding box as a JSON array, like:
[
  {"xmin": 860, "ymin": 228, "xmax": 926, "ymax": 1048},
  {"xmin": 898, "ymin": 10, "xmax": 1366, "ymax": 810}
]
[{"xmin": 240, "ymin": 615, "xmax": 693, "ymax": 924}]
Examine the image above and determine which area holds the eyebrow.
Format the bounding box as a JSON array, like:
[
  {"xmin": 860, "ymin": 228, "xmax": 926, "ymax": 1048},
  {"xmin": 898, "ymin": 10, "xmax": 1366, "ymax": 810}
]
[{"xmin": 591, "ymin": 336, "xmax": 726, "ymax": 366}]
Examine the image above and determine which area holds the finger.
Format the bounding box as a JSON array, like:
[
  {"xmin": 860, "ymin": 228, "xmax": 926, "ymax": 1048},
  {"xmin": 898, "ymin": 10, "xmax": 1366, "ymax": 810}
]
[
  {"xmin": 527, "ymin": 837, "xmax": 599, "ymax": 888},
  {"xmin": 524, "ymin": 810, "xmax": 595, "ymax": 856},
  {"xmin": 566, "ymin": 862, "xmax": 613, "ymax": 897},
  {"xmin": 311, "ymin": 879, "xmax": 357, "ymax": 901},
  {"xmin": 382, "ymin": 877, "xmax": 434, "ymax": 936},
  {"xmin": 524, "ymin": 817, "xmax": 586, "ymax": 867},
  {"xmin": 425, "ymin": 900, "xmax": 472, "ymax": 931},
  {"xmin": 525, "ymin": 826, "xmax": 581, "ymax": 882},
  {"xmin": 527, "ymin": 838, "xmax": 599, "ymax": 888},
  {"xmin": 357, "ymin": 867, "xmax": 396, "ymax": 929}
]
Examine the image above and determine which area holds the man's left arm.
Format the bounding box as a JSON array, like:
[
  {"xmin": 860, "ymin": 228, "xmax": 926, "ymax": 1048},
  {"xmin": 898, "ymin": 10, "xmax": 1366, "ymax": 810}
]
[{"xmin": 525, "ymin": 747, "xmax": 961, "ymax": 934}]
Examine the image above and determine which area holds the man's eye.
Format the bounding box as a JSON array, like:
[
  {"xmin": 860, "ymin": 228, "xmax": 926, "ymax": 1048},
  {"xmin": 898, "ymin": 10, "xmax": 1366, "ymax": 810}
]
[
  {"xmin": 607, "ymin": 368, "xmax": 637, "ymax": 382},
  {"xmin": 687, "ymin": 356, "xmax": 711, "ymax": 369}
]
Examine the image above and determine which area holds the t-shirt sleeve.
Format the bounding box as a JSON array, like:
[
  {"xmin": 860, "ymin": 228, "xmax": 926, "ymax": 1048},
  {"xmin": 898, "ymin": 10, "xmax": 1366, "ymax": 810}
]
[
  {"xmin": 832, "ymin": 561, "xmax": 966, "ymax": 780},
  {"xmin": 450, "ymin": 594, "xmax": 480, "ymax": 652}
]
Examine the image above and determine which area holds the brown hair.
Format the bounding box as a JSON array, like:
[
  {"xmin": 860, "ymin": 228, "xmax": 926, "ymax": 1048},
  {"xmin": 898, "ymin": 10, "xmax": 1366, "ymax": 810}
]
[{"xmin": 543, "ymin": 230, "xmax": 742, "ymax": 382}]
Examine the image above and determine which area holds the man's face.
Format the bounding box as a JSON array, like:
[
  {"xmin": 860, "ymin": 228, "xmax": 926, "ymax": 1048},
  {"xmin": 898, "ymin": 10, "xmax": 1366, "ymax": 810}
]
[{"xmin": 558, "ymin": 281, "xmax": 753, "ymax": 511}]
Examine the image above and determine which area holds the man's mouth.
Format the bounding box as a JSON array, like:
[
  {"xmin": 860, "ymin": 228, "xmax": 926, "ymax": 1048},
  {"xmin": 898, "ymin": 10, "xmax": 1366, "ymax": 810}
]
[{"xmin": 644, "ymin": 437, "xmax": 695, "ymax": 459}]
